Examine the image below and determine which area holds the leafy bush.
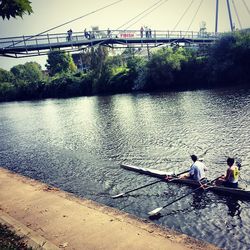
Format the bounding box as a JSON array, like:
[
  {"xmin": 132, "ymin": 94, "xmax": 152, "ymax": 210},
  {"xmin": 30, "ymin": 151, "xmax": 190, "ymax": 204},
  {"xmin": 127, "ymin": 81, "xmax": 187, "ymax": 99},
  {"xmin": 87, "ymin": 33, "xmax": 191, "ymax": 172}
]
[{"xmin": 0, "ymin": 82, "xmax": 17, "ymax": 101}]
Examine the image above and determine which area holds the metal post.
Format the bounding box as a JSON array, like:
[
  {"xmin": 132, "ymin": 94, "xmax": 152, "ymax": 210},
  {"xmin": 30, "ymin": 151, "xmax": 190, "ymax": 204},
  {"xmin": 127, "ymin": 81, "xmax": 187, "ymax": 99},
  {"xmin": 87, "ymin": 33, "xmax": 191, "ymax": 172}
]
[
  {"xmin": 36, "ymin": 38, "xmax": 40, "ymax": 55},
  {"xmin": 47, "ymin": 34, "xmax": 50, "ymax": 44},
  {"xmin": 215, "ymin": 0, "xmax": 219, "ymax": 33},
  {"xmin": 47, "ymin": 34, "xmax": 52, "ymax": 51},
  {"xmin": 226, "ymin": 0, "xmax": 234, "ymax": 31},
  {"xmin": 23, "ymin": 35, "xmax": 28, "ymax": 54},
  {"xmin": 147, "ymin": 43, "xmax": 150, "ymax": 60}
]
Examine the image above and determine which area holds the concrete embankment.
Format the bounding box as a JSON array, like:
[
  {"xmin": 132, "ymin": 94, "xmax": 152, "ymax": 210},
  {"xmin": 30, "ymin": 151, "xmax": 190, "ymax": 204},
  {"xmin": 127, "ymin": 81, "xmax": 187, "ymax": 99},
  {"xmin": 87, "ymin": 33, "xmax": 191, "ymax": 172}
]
[{"xmin": 0, "ymin": 167, "xmax": 220, "ymax": 250}]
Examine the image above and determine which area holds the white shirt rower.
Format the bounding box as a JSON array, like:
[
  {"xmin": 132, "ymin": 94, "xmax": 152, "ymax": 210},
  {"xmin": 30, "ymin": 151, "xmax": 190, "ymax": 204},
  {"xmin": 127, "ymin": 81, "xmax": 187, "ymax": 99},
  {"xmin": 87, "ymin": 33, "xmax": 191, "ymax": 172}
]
[
  {"xmin": 189, "ymin": 157, "xmax": 207, "ymax": 181},
  {"xmin": 179, "ymin": 155, "xmax": 208, "ymax": 182}
]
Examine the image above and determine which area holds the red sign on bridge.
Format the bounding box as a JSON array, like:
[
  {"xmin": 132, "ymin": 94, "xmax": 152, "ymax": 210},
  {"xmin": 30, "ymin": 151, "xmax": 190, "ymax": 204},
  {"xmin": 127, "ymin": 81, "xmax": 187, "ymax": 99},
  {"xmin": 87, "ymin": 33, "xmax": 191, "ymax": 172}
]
[{"xmin": 120, "ymin": 33, "xmax": 135, "ymax": 38}]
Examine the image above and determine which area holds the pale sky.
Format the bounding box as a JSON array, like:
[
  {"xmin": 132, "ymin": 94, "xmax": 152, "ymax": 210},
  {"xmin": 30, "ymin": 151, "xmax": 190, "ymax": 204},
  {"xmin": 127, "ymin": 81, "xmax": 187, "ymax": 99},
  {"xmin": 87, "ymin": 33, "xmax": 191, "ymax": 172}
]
[{"xmin": 0, "ymin": 0, "xmax": 250, "ymax": 70}]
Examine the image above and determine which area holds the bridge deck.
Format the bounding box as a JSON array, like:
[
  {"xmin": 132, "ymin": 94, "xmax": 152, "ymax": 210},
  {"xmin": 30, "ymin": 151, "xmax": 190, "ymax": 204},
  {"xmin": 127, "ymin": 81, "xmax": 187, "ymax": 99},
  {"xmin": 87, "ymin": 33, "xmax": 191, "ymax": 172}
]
[{"xmin": 0, "ymin": 30, "xmax": 219, "ymax": 57}]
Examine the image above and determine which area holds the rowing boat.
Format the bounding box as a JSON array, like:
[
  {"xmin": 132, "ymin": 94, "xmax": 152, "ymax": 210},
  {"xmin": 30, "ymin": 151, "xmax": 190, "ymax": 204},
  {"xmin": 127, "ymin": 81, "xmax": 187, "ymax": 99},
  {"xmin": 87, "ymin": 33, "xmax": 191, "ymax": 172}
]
[{"xmin": 121, "ymin": 164, "xmax": 250, "ymax": 199}]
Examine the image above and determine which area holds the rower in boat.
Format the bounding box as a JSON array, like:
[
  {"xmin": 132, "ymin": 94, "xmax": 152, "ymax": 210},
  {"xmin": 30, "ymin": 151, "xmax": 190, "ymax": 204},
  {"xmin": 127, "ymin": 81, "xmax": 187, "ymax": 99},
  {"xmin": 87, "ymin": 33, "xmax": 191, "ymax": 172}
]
[
  {"xmin": 120, "ymin": 163, "xmax": 250, "ymax": 199},
  {"xmin": 216, "ymin": 157, "xmax": 239, "ymax": 188},
  {"xmin": 170, "ymin": 154, "xmax": 208, "ymax": 183}
]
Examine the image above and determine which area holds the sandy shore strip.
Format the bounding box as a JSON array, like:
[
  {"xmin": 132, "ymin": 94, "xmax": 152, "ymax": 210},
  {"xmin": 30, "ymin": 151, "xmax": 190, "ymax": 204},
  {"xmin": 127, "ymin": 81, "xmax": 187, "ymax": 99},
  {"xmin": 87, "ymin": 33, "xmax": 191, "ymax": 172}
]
[{"xmin": 0, "ymin": 167, "xmax": 220, "ymax": 250}]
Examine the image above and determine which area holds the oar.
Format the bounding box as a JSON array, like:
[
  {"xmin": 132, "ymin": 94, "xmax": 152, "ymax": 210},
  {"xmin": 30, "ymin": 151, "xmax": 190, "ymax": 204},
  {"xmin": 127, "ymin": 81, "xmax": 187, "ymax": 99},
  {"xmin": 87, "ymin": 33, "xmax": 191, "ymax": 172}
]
[
  {"xmin": 112, "ymin": 179, "xmax": 163, "ymax": 198},
  {"xmin": 172, "ymin": 169, "xmax": 190, "ymax": 177},
  {"xmin": 198, "ymin": 147, "xmax": 212, "ymax": 158},
  {"xmin": 148, "ymin": 176, "xmax": 222, "ymax": 216},
  {"xmin": 112, "ymin": 169, "xmax": 190, "ymax": 199}
]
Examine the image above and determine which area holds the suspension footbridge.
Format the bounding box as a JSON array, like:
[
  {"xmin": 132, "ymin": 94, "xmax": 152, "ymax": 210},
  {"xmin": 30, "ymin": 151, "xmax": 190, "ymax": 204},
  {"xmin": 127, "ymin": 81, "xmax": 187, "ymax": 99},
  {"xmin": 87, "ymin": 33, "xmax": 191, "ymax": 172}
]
[
  {"xmin": 0, "ymin": 0, "xmax": 249, "ymax": 58},
  {"xmin": 0, "ymin": 29, "xmax": 219, "ymax": 58}
]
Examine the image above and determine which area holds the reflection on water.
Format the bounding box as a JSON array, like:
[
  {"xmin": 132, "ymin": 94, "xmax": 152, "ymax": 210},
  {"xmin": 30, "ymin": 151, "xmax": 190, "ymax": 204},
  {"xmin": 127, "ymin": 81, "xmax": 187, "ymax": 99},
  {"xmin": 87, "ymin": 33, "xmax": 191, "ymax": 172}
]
[
  {"xmin": 225, "ymin": 197, "xmax": 242, "ymax": 217},
  {"xmin": 191, "ymin": 190, "xmax": 212, "ymax": 210},
  {"xmin": 1, "ymin": 87, "xmax": 250, "ymax": 250}
]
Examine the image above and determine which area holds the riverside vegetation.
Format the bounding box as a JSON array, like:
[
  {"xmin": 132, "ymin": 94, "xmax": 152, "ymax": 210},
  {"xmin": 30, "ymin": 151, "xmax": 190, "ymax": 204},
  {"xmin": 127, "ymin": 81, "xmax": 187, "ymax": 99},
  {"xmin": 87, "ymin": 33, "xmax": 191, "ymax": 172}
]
[
  {"xmin": 0, "ymin": 223, "xmax": 32, "ymax": 249},
  {"xmin": 0, "ymin": 31, "xmax": 250, "ymax": 102}
]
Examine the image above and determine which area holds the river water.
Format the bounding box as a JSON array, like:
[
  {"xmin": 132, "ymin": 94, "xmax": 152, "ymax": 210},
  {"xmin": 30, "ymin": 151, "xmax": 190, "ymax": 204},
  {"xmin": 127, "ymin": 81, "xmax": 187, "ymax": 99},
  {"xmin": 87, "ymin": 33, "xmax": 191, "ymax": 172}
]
[{"xmin": 1, "ymin": 87, "xmax": 250, "ymax": 249}]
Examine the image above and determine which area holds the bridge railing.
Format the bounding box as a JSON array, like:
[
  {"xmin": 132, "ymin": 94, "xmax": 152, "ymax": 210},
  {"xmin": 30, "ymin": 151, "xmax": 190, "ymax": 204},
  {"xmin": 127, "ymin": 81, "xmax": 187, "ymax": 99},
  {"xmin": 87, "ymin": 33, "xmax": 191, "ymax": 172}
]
[{"xmin": 0, "ymin": 29, "xmax": 220, "ymax": 51}]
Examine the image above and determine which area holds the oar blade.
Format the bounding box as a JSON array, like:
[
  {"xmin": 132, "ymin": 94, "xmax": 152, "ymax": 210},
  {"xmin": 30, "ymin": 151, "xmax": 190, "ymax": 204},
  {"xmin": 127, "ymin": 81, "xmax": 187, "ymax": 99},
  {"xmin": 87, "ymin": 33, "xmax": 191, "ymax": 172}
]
[
  {"xmin": 111, "ymin": 192, "xmax": 125, "ymax": 199},
  {"xmin": 148, "ymin": 207, "xmax": 163, "ymax": 216}
]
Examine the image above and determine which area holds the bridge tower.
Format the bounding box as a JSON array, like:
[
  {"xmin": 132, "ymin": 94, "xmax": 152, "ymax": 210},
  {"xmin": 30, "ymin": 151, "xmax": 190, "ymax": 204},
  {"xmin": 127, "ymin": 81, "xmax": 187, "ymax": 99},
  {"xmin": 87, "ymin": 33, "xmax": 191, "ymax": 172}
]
[
  {"xmin": 226, "ymin": 0, "xmax": 234, "ymax": 31},
  {"xmin": 216, "ymin": 0, "xmax": 235, "ymax": 32},
  {"xmin": 215, "ymin": 0, "xmax": 219, "ymax": 33}
]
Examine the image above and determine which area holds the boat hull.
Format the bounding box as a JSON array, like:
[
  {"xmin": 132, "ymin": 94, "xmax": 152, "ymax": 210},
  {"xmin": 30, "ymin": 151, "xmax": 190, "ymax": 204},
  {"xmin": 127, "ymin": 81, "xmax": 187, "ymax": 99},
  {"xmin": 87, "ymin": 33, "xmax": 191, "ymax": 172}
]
[{"xmin": 121, "ymin": 164, "xmax": 250, "ymax": 199}]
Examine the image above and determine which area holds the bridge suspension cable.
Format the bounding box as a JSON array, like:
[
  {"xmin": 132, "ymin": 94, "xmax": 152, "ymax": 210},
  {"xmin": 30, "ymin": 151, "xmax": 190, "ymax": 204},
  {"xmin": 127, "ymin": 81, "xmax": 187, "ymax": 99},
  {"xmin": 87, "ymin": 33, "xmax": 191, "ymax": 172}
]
[
  {"xmin": 6, "ymin": 0, "xmax": 124, "ymax": 49},
  {"xmin": 232, "ymin": 0, "xmax": 242, "ymax": 29},
  {"xmin": 124, "ymin": 0, "xmax": 170, "ymax": 30},
  {"xmin": 185, "ymin": 0, "xmax": 204, "ymax": 35},
  {"xmin": 172, "ymin": 0, "xmax": 195, "ymax": 31},
  {"xmin": 116, "ymin": 0, "xmax": 165, "ymax": 30},
  {"xmin": 242, "ymin": 0, "xmax": 250, "ymax": 16}
]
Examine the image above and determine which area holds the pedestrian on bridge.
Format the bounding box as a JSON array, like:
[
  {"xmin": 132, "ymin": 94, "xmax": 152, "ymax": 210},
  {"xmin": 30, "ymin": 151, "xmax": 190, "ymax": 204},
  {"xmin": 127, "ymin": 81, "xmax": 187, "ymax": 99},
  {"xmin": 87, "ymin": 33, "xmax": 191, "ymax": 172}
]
[
  {"xmin": 84, "ymin": 28, "xmax": 90, "ymax": 39},
  {"xmin": 149, "ymin": 28, "xmax": 152, "ymax": 38},
  {"xmin": 140, "ymin": 26, "xmax": 144, "ymax": 38},
  {"xmin": 107, "ymin": 28, "xmax": 111, "ymax": 38},
  {"xmin": 145, "ymin": 26, "xmax": 149, "ymax": 38},
  {"xmin": 67, "ymin": 29, "xmax": 73, "ymax": 41}
]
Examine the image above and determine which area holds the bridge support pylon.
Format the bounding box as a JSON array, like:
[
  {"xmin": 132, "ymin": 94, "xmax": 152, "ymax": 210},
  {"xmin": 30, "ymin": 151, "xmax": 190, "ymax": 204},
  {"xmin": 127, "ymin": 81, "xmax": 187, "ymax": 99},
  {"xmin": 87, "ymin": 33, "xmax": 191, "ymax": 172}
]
[
  {"xmin": 215, "ymin": 0, "xmax": 219, "ymax": 33},
  {"xmin": 226, "ymin": 0, "xmax": 234, "ymax": 31}
]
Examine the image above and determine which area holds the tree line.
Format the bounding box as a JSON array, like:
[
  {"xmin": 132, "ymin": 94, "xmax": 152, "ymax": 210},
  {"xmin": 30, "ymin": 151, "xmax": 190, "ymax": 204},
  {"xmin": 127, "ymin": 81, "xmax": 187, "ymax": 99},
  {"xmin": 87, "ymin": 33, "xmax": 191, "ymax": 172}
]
[{"xmin": 0, "ymin": 31, "xmax": 250, "ymax": 102}]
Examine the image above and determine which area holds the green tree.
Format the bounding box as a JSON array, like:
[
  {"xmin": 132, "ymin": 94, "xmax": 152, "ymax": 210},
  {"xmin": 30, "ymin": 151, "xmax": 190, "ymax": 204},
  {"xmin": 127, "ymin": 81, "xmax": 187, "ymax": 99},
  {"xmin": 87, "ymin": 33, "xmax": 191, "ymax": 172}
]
[
  {"xmin": 0, "ymin": 68, "xmax": 14, "ymax": 83},
  {"xmin": 0, "ymin": 82, "xmax": 16, "ymax": 101},
  {"xmin": 106, "ymin": 54, "xmax": 124, "ymax": 68},
  {"xmin": 11, "ymin": 62, "xmax": 43, "ymax": 85},
  {"xmin": 10, "ymin": 62, "xmax": 44, "ymax": 99},
  {"xmin": 81, "ymin": 47, "xmax": 109, "ymax": 74},
  {"xmin": 80, "ymin": 46, "xmax": 109, "ymax": 93},
  {"xmin": 208, "ymin": 31, "xmax": 250, "ymax": 86},
  {"xmin": 92, "ymin": 47, "xmax": 109, "ymax": 74},
  {"xmin": 46, "ymin": 51, "xmax": 77, "ymax": 76},
  {"xmin": 126, "ymin": 56, "xmax": 147, "ymax": 90},
  {"xmin": 175, "ymin": 53, "xmax": 208, "ymax": 90},
  {"xmin": 98, "ymin": 55, "xmax": 130, "ymax": 93},
  {"xmin": 0, "ymin": 0, "xmax": 33, "ymax": 20},
  {"xmin": 145, "ymin": 47, "xmax": 188, "ymax": 90}
]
